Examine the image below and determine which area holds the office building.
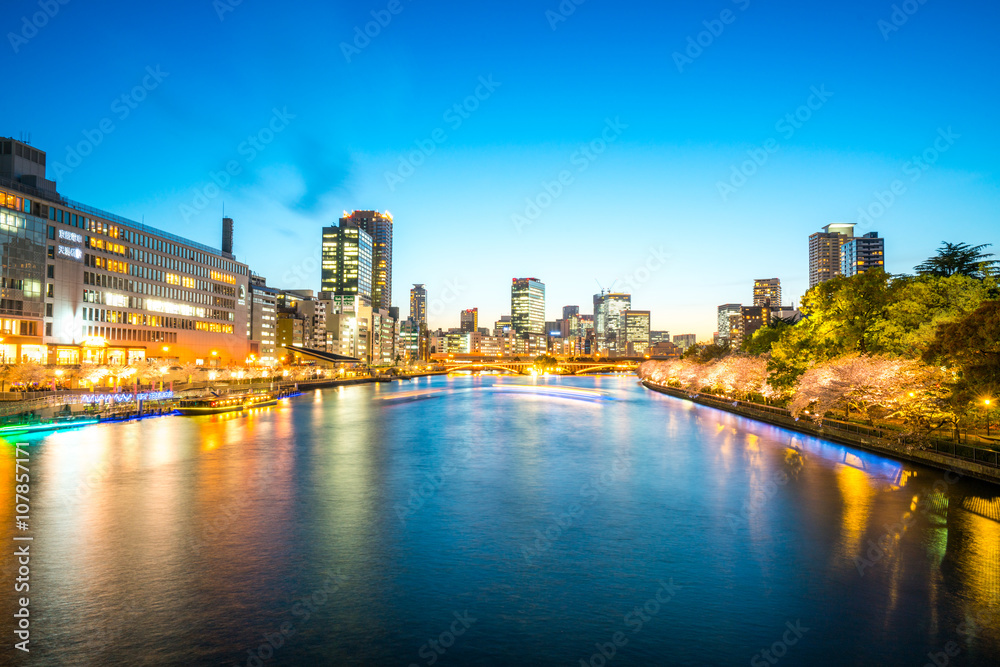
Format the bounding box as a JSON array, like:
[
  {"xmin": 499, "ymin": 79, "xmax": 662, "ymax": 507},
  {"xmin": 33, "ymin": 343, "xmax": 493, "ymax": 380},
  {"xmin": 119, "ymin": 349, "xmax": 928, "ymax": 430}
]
[
  {"xmin": 623, "ymin": 310, "xmax": 650, "ymax": 356},
  {"xmin": 740, "ymin": 306, "xmax": 768, "ymax": 343},
  {"xmin": 753, "ymin": 279, "xmax": 781, "ymax": 308},
  {"xmin": 562, "ymin": 305, "xmax": 579, "ymax": 320},
  {"xmin": 650, "ymin": 330, "xmax": 671, "ymax": 344},
  {"xmin": 321, "ymin": 222, "xmax": 373, "ymax": 303},
  {"xmin": 672, "ymin": 334, "xmax": 696, "ymax": 351},
  {"xmin": 841, "ymin": 232, "xmax": 885, "ymax": 277},
  {"xmin": 340, "ymin": 210, "xmax": 392, "ymax": 311},
  {"xmin": 716, "ymin": 304, "xmax": 741, "ymax": 344},
  {"xmin": 511, "ymin": 278, "xmax": 545, "ymax": 335},
  {"xmin": 593, "ymin": 291, "xmax": 631, "ymax": 356},
  {"xmin": 0, "ymin": 137, "xmax": 250, "ymax": 366},
  {"xmin": 410, "ymin": 284, "xmax": 426, "ymax": 326},
  {"xmin": 247, "ymin": 275, "xmax": 279, "ymax": 363},
  {"xmin": 809, "ymin": 222, "xmax": 855, "ymax": 288},
  {"xmin": 460, "ymin": 308, "xmax": 478, "ymax": 333}
]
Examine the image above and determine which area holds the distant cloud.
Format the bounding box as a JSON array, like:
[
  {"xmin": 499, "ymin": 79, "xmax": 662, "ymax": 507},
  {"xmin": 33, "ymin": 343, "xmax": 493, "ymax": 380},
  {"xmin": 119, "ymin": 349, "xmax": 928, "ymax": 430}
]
[{"xmin": 288, "ymin": 134, "xmax": 352, "ymax": 212}]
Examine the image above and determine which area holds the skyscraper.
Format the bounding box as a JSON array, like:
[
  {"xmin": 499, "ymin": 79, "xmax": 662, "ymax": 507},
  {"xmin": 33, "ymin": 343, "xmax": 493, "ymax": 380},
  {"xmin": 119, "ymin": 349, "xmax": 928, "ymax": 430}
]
[
  {"xmin": 841, "ymin": 232, "xmax": 885, "ymax": 277},
  {"xmin": 340, "ymin": 210, "xmax": 393, "ymax": 311},
  {"xmin": 511, "ymin": 278, "xmax": 545, "ymax": 334},
  {"xmin": 593, "ymin": 292, "xmax": 631, "ymax": 356},
  {"xmin": 623, "ymin": 310, "xmax": 651, "ymax": 356},
  {"xmin": 562, "ymin": 305, "xmax": 580, "ymax": 320},
  {"xmin": 809, "ymin": 222, "xmax": 855, "ymax": 288},
  {"xmin": 460, "ymin": 308, "xmax": 478, "ymax": 332},
  {"xmin": 321, "ymin": 223, "xmax": 373, "ymax": 302},
  {"xmin": 717, "ymin": 304, "xmax": 741, "ymax": 343},
  {"xmin": 409, "ymin": 284, "xmax": 427, "ymax": 326},
  {"xmin": 753, "ymin": 278, "xmax": 781, "ymax": 308}
]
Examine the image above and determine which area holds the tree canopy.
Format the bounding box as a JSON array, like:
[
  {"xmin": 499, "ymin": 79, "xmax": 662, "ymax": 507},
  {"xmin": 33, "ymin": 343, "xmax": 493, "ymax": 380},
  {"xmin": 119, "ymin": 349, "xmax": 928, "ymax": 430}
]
[{"xmin": 915, "ymin": 242, "xmax": 998, "ymax": 279}]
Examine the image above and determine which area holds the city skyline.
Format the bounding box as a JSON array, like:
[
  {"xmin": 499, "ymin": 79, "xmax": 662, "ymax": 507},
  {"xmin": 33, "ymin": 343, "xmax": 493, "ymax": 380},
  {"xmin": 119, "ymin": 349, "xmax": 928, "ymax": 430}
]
[{"xmin": 4, "ymin": 0, "xmax": 997, "ymax": 339}]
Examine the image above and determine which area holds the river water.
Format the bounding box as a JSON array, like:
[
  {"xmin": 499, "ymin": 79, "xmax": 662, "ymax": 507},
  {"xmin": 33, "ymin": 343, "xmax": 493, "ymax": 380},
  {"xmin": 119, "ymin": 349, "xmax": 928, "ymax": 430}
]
[{"xmin": 2, "ymin": 374, "xmax": 998, "ymax": 666}]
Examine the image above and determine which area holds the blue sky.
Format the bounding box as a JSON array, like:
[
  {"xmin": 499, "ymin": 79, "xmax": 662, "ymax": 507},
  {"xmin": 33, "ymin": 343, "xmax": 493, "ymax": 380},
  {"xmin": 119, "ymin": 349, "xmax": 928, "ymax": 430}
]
[{"xmin": 3, "ymin": 0, "xmax": 998, "ymax": 338}]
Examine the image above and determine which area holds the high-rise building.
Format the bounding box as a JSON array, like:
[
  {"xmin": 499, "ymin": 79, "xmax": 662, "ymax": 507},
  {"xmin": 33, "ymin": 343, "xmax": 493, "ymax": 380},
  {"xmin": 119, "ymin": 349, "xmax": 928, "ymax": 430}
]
[
  {"xmin": 562, "ymin": 305, "xmax": 579, "ymax": 320},
  {"xmin": 460, "ymin": 308, "xmax": 478, "ymax": 333},
  {"xmin": 623, "ymin": 310, "xmax": 651, "ymax": 356},
  {"xmin": 717, "ymin": 304, "xmax": 741, "ymax": 343},
  {"xmin": 493, "ymin": 315, "xmax": 512, "ymax": 337},
  {"xmin": 841, "ymin": 232, "xmax": 885, "ymax": 277},
  {"xmin": 650, "ymin": 330, "xmax": 671, "ymax": 344},
  {"xmin": 321, "ymin": 223, "xmax": 373, "ymax": 303},
  {"xmin": 593, "ymin": 291, "xmax": 631, "ymax": 356},
  {"xmin": 740, "ymin": 305, "xmax": 768, "ymax": 343},
  {"xmin": 248, "ymin": 275, "xmax": 279, "ymax": 363},
  {"xmin": 340, "ymin": 210, "xmax": 392, "ymax": 311},
  {"xmin": 409, "ymin": 284, "xmax": 427, "ymax": 326},
  {"xmin": 808, "ymin": 222, "xmax": 855, "ymax": 288},
  {"xmin": 0, "ymin": 137, "xmax": 250, "ymax": 366},
  {"xmin": 672, "ymin": 334, "xmax": 697, "ymax": 351},
  {"xmin": 753, "ymin": 279, "xmax": 781, "ymax": 308},
  {"xmin": 511, "ymin": 278, "xmax": 545, "ymax": 335}
]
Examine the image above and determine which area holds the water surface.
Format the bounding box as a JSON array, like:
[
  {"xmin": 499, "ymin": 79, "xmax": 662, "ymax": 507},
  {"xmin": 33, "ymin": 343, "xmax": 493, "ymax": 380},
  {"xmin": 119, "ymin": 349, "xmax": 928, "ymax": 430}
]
[{"xmin": 2, "ymin": 374, "xmax": 998, "ymax": 665}]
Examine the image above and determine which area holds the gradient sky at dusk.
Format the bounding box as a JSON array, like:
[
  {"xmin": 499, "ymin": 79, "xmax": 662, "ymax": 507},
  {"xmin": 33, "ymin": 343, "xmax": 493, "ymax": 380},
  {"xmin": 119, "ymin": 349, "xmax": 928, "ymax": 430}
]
[{"xmin": 4, "ymin": 0, "xmax": 998, "ymax": 338}]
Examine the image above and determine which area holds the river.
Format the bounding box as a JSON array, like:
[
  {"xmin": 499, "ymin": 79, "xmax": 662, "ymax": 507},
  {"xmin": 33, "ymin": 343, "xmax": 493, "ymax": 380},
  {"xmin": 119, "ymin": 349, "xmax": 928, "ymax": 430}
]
[{"xmin": 2, "ymin": 374, "xmax": 998, "ymax": 665}]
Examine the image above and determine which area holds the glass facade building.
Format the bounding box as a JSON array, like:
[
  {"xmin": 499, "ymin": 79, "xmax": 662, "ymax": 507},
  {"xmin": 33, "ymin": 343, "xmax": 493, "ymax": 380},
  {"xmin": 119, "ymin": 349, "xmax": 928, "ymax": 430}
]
[
  {"xmin": 321, "ymin": 223, "xmax": 373, "ymax": 303},
  {"xmin": 511, "ymin": 278, "xmax": 545, "ymax": 335}
]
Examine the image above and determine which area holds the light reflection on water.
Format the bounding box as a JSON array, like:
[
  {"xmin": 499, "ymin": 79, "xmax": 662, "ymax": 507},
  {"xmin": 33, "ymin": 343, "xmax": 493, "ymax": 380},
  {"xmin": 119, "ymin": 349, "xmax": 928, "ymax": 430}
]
[{"xmin": 0, "ymin": 374, "xmax": 998, "ymax": 666}]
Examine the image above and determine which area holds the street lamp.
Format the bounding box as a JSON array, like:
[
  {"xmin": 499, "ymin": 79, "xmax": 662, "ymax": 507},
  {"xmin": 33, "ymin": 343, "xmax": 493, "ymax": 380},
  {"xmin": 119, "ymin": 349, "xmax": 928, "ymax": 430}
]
[{"xmin": 986, "ymin": 399, "xmax": 993, "ymax": 436}]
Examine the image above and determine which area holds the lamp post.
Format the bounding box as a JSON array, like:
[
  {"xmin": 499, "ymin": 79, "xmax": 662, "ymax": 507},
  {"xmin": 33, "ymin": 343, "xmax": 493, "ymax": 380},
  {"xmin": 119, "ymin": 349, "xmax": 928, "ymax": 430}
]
[{"xmin": 986, "ymin": 399, "xmax": 992, "ymax": 436}]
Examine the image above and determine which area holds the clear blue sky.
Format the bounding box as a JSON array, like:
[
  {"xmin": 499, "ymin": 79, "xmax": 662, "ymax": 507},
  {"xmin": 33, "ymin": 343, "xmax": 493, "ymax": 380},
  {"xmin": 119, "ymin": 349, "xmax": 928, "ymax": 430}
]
[{"xmin": 4, "ymin": 0, "xmax": 998, "ymax": 338}]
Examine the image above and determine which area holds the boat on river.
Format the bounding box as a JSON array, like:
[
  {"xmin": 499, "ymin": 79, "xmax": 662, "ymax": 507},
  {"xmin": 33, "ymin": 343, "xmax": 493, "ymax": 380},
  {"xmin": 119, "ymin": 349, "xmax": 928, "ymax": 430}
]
[{"xmin": 174, "ymin": 390, "xmax": 287, "ymax": 416}]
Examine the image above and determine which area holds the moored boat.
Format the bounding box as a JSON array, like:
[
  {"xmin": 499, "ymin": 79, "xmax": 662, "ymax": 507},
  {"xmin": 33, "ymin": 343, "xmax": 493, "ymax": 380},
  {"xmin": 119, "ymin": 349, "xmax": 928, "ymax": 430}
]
[{"xmin": 174, "ymin": 391, "xmax": 284, "ymax": 416}]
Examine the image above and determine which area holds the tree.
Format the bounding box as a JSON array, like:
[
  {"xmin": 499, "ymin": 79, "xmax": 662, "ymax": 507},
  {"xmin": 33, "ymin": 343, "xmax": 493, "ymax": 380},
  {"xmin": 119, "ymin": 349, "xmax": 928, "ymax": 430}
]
[
  {"xmin": 742, "ymin": 316, "xmax": 796, "ymax": 356},
  {"xmin": 789, "ymin": 355, "xmax": 922, "ymax": 422},
  {"xmin": 923, "ymin": 300, "xmax": 1000, "ymax": 406},
  {"xmin": 915, "ymin": 242, "xmax": 998, "ymax": 279}
]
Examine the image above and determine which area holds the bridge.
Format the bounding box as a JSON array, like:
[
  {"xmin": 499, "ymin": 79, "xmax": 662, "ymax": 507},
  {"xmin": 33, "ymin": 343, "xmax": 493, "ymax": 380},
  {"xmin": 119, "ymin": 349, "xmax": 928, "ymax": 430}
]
[{"xmin": 439, "ymin": 358, "xmax": 642, "ymax": 375}]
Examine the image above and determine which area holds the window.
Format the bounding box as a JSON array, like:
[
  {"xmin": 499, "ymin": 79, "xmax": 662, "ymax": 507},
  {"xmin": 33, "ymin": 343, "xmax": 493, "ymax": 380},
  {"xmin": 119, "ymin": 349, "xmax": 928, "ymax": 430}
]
[
  {"xmin": 47, "ymin": 246, "xmax": 54, "ymax": 258},
  {"xmin": 45, "ymin": 303, "xmax": 53, "ymax": 317},
  {"xmin": 45, "ymin": 323, "xmax": 52, "ymax": 336},
  {"xmin": 48, "ymin": 226, "xmax": 55, "ymax": 239},
  {"xmin": 46, "ymin": 284, "xmax": 53, "ymax": 297},
  {"xmin": 46, "ymin": 265, "xmax": 54, "ymax": 278}
]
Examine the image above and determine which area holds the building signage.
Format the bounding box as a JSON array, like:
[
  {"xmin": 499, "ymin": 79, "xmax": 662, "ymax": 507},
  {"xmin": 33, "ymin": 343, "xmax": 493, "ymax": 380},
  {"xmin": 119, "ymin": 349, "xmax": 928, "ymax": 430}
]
[{"xmin": 80, "ymin": 391, "xmax": 174, "ymax": 404}]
